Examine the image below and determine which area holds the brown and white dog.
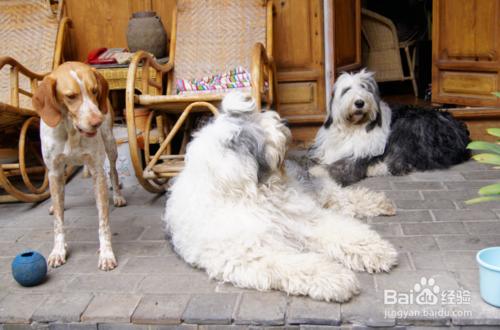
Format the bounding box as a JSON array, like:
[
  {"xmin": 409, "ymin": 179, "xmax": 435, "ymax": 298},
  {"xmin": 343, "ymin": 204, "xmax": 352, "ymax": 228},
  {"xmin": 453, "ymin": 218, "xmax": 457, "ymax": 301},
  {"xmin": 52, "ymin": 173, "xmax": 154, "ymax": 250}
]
[{"xmin": 33, "ymin": 62, "xmax": 126, "ymax": 271}]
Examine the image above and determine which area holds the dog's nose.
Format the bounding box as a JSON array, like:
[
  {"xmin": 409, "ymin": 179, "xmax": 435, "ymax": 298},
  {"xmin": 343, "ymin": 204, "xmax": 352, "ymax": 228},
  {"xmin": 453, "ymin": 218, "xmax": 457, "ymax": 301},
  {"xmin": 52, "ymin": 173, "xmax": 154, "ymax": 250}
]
[
  {"xmin": 89, "ymin": 114, "xmax": 103, "ymax": 128},
  {"xmin": 354, "ymin": 99, "xmax": 365, "ymax": 108}
]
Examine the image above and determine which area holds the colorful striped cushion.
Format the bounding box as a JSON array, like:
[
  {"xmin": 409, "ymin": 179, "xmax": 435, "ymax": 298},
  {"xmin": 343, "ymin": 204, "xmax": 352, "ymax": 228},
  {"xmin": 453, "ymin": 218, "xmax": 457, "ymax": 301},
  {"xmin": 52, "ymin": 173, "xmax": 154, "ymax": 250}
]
[{"xmin": 176, "ymin": 66, "xmax": 251, "ymax": 94}]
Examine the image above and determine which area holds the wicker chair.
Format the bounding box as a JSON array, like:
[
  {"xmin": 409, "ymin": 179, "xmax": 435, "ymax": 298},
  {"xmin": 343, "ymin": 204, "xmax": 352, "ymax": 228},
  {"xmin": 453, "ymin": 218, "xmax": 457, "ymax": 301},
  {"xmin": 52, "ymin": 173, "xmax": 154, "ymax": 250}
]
[
  {"xmin": 0, "ymin": 0, "xmax": 71, "ymax": 202},
  {"xmin": 125, "ymin": 0, "xmax": 276, "ymax": 193},
  {"xmin": 361, "ymin": 8, "xmax": 418, "ymax": 97}
]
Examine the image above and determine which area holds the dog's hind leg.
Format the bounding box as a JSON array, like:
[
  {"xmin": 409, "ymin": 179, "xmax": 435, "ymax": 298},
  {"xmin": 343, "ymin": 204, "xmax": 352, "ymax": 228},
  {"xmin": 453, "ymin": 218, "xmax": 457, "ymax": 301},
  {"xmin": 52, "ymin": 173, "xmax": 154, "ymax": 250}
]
[
  {"xmin": 308, "ymin": 216, "xmax": 398, "ymax": 274},
  {"xmin": 207, "ymin": 251, "xmax": 359, "ymax": 302},
  {"xmin": 101, "ymin": 123, "xmax": 126, "ymax": 207}
]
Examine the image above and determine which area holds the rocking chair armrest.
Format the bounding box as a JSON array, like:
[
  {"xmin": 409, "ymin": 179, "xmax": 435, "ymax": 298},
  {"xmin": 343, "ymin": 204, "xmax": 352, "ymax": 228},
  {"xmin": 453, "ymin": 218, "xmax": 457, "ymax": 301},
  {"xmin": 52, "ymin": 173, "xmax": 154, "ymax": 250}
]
[
  {"xmin": 251, "ymin": 43, "xmax": 276, "ymax": 111},
  {"xmin": 127, "ymin": 51, "xmax": 173, "ymax": 97},
  {"xmin": 0, "ymin": 56, "xmax": 48, "ymax": 107},
  {"xmin": 0, "ymin": 56, "xmax": 47, "ymax": 81},
  {"xmin": 129, "ymin": 51, "xmax": 173, "ymax": 75}
]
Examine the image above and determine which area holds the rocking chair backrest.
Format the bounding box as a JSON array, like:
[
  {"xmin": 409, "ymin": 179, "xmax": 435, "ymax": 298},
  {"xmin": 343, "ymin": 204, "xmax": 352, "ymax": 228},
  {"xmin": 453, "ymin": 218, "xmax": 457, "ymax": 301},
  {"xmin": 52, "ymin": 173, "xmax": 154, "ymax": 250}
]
[
  {"xmin": 0, "ymin": 0, "xmax": 62, "ymax": 108},
  {"xmin": 172, "ymin": 0, "xmax": 269, "ymax": 88}
]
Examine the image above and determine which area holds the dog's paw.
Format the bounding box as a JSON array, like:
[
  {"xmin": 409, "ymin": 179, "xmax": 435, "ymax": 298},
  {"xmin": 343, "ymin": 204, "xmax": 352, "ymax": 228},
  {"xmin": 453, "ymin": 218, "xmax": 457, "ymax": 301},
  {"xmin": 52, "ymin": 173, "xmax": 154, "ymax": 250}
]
[
  {"xmin": 307, "ymin": 268, "xmax": 360, "ymax": 302},
  {"xmin": 98, "ymin": 251, "xmax": 117, "ymax": 271},
  {"xmin": 48, "ymin": 248, "xmax": 67, "ymax": 268},
  {"xmin": 352, "ymin": 190, "xmax": 396, "ymax": 217},
  {"xmin": 309, "ymin": 165, "xmax": 330, "ymax": 178},
  {"xmin": 376, "ymin": 197, "xmax": 396, "ymax": 216},
  {"xmin": 361, "ymin": 240, "xmax": 398, "ymax": 273},
  {"xmin": 338, "ymin": 239, "xmax": 398, "ymax": 274},
  {"xmin": 113, "ymin": 194, "xmax": 127, "ymax": 207},
  {"xmin": 82, "ymin": 165, "xmax": 91, "ymax": 178}
]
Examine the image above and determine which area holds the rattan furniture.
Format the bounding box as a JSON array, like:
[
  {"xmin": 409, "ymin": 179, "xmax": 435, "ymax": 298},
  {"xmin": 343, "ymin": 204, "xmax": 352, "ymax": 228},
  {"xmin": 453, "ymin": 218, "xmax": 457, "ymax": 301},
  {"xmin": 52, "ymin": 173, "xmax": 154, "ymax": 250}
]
[
  {"xmin": 0, "ymin": 0, "xmax": 71, "ymax": 202},
  {"xmin": 96, "ymin": 65, "xmax": 159, "ymax": 93},
  {"xmin": 361, "ymin": 8, "xmax": 418, "ymax": 97},
  {"xmin": 125, "ymin": 0, "xmax": 277, "ymax": 193}
]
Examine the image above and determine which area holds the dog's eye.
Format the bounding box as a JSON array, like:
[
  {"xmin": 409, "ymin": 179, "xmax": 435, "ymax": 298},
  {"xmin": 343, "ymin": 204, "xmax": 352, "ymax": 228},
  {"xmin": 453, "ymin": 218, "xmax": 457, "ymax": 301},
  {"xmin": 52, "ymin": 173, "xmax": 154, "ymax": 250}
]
[
  {"xmin": 65, "ymin": 93, "xmax": 76, "ymax": 100},
  {"xmin": 92, "ymin": 88, "xmax": 98, "ymax": 95}
]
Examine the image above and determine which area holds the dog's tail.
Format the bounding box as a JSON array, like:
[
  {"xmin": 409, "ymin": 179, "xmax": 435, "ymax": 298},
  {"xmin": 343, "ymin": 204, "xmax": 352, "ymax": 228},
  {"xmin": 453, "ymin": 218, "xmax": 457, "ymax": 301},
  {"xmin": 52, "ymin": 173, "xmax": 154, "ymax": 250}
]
[{"xmin": 221, "ymin": 91, "xmax": 257, "ymax": 114}]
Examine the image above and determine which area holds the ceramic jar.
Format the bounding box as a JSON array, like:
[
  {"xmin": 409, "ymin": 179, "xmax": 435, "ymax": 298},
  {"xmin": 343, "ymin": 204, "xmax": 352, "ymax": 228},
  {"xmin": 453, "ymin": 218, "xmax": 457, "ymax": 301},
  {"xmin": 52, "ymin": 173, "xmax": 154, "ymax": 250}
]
[{"xmin": 127, "ymin": 11, "xmax": 167, "ymax": 58}]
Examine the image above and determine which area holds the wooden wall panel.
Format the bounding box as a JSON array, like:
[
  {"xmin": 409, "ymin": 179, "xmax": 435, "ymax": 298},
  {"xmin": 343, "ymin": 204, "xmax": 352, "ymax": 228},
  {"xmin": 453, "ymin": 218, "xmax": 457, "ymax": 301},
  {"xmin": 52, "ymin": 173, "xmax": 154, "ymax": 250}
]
[
  {"xmin": 432, "ymin": 0, "xmax": 500, "ymax": 107},
  {"xmin": 65, "ymin": 0, "xmax": 175, "ymax": 62}
]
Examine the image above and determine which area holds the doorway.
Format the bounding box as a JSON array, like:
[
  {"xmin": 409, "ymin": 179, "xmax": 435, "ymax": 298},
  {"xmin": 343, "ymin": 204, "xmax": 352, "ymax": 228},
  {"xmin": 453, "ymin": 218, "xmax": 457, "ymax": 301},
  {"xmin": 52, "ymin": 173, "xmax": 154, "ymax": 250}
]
[{"xmin": 362, "ymin": 0, "xmax": 432, "ymax": 106}]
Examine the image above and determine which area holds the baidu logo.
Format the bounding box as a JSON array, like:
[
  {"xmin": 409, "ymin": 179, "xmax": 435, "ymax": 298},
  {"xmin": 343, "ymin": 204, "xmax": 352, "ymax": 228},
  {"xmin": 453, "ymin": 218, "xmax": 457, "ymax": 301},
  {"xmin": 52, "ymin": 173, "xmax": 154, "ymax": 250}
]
[{"xmin": 384, "ymin": 277, "xmax": 470, "ymax": 306}]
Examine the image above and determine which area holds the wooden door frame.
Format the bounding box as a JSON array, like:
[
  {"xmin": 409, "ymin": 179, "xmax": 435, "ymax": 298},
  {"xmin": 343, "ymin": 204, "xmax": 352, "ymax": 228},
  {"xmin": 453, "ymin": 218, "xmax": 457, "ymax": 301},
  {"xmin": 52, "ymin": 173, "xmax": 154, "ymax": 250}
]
[
  {"xmin": 323, "ymin": 0, "xmax": 362, "ymax": 110},
  {"xmin": 324, "ymin": 0, "xmax": 334, "ymax": 109}
]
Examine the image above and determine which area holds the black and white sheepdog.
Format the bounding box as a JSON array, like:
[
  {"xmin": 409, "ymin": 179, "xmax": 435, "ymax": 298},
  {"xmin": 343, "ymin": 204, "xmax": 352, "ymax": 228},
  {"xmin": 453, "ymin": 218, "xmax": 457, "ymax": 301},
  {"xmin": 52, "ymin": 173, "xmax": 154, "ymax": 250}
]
[
  {"xmin": 309, "ymin": 69, "xmax": 471, "ymax": 186},
  {"xmin": 164, "ymin": 92, "xmax": 397, "ymax": 302}
]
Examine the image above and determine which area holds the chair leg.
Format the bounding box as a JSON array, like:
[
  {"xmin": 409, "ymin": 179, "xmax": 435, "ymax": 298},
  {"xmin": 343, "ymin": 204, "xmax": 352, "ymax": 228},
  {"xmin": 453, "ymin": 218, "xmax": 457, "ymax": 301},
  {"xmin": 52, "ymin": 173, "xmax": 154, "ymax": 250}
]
[{"xmin": 404, "ymin": 46, "xmax": 418, "ymax": 97}]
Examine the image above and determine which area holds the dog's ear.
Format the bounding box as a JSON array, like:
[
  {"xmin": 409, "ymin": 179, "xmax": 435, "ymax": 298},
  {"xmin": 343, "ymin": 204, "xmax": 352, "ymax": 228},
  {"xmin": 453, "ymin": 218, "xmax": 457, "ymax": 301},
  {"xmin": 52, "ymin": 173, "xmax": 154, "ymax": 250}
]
[
  {"xmin": 93, "ymin": 69, "xmax": 109, "ymax": 114},
  {"xmin": 33, "ymin": 76, "xmax": 61, "ymax": 127},
  {"xmin": 328, "ymin": 88, "xmax": 335, "ymax": 113}
]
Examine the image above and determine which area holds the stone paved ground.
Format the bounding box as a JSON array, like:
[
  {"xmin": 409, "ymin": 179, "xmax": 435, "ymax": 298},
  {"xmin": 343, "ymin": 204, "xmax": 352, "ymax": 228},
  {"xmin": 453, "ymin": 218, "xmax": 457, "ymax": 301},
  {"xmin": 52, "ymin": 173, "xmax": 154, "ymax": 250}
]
[{"xmin": 1, "ymin": 159, "xmax": 500, "ymax": 329}]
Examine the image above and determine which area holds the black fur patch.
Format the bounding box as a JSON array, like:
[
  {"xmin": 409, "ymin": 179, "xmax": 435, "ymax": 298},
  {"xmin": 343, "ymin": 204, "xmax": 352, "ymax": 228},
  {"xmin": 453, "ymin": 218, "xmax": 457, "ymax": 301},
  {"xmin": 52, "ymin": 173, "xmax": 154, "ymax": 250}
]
[
  {"xmin": 365, "ymin": 77, "xmax": 378, "ymax": 94},
  {"xmin": 383, "ymin": 105, "xmax": 471, "ymax": 176},
  {"xmin": 365, "ymin": 109, "xmax": 382, "ymax": 132},
  {"xmin": 327, "ymin": 156, "xmax": 382, "ymax": 187},
  {"xmin": 226, "ymin": 125, "xmax": 270, "ymax": 182},
  {"xmin": 323, "ymin": 115, "xmax": 333, "ymax": 129},
  {"xmin": 341, "ymin": 87, "xmax": 351, "ymax": 97}
]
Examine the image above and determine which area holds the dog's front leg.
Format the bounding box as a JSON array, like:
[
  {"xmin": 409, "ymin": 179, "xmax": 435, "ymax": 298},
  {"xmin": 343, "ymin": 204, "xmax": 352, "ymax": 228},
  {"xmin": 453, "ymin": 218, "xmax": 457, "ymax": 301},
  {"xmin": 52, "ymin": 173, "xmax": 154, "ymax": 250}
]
[
  {"xmin": 308, "ymin": 166, "xmax": 395, "ymax": 217},
  {"xmin": 308, "ymin": 216, "xmax": 398, "ymax": 273},
  {"xmin": 90, "ymin": 161, "xmax": 117, "ymax": 271},
  {"xmin": 342, "ymin": 186, "xmax": 396, "ymax": 217},
  {"xmin": 47, "ymin": 165, "xmax": 67, "ymax": 267}
]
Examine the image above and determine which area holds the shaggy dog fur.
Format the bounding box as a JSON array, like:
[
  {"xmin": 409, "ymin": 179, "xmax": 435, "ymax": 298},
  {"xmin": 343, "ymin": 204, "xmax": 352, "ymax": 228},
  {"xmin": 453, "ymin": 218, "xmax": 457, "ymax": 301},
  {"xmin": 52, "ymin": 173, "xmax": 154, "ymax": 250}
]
[
  {"xmin": 164, "ymin": 92, "xmax": 398, "ymax": 302},
  {"xmin": 310, "ymin": 70, "xmax": 471, "ymax": 186}
]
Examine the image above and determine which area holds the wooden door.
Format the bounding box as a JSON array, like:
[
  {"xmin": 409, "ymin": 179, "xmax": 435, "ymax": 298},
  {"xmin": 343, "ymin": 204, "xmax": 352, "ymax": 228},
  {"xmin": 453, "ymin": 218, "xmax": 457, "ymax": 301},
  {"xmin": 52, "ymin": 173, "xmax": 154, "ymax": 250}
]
[
  {"xmin": 273, "ymin": 0, "xmax": 326, "ymax": 125},
  {"xmin": 332, "ymin": 0, "xmax": 361, "ymax": 74},
  {"xmin": 432, "ymin": 0, "xmax": 500, "ymax": 107}
]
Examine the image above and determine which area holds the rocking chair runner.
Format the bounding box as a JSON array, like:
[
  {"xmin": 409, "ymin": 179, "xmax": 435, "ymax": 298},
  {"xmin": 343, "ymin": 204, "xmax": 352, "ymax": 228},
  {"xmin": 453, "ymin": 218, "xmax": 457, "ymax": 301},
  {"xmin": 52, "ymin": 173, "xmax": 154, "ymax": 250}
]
[
  {"xmin": 0, "ymin": 0, "xmax": 71, "ymax": 202},
  {"xmin": 125, "ymin": 0, "xmax": 277, "ymax": 193}
]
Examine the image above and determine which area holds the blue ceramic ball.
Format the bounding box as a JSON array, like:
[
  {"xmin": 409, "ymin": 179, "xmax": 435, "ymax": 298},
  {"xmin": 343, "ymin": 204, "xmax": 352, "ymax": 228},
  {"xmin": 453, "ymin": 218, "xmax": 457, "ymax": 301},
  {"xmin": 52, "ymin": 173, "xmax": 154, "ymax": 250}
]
[{"xmin": 11, "ymin": 250, "xmax": 47, "ymax": 287}]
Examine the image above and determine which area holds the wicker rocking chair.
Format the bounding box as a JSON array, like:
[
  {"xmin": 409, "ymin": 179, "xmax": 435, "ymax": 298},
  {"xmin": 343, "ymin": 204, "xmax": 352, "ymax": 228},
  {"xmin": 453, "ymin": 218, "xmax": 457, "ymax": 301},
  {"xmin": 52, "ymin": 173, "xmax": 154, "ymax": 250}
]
[
  {"xmin": 125, "ymin": 0, "xmax": 277, "ymax": 193},
  {"xmin": 361, "ymin": 8, "xmax": 418, "ymax": 97},
  {"xmin": 0, "ymin": 0, "xmax": 71, "ymax": 202}
]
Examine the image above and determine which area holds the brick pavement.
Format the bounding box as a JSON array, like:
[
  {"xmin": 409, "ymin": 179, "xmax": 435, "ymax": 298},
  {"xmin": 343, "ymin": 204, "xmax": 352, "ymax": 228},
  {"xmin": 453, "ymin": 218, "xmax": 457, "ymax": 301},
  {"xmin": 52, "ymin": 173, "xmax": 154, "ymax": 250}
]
[{"xmin": 1, "ymin": 159, "xmax": 499, "ymax": 328}]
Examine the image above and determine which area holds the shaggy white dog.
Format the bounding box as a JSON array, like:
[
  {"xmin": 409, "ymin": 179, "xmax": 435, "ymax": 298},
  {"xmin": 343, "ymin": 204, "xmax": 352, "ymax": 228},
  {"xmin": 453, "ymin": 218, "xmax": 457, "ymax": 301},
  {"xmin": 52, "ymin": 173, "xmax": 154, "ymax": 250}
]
[
  {"xmin": 164, "ymin": 92, "xmax": 398, "ymax": 302},
  {"xmin": 310, "ymin": 69, "xmax": 470, "ymax": 186},
  {"xmin": 311, "ymin": 69, "xmax": 391, "ymax": 166}
]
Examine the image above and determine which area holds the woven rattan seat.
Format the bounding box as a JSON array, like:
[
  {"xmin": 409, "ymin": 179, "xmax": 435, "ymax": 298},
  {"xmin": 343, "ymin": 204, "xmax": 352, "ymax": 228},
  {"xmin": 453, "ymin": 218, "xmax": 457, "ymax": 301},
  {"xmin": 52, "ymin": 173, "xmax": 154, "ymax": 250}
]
[{"xmin": 125, "ymin": 0, "xmax": 276, "ymax": 193}]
